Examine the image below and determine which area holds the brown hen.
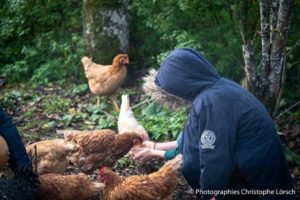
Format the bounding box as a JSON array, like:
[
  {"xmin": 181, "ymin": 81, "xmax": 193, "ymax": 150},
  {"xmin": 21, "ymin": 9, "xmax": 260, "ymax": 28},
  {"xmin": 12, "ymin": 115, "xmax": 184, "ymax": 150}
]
[
  {"xmin": 99, "ymin": 154, "xmax": 183, "ymax": 200},
  {"xmin": 36, "ymin": 173, "xmax": 104, "ymax": 200},
  {"xmin": 81, "ymin": 54, "xmax": 129, "ymax": 111},
  {"xmin": 26, "ymin": 139, "xmax": 79, "ymax": 175},
  {"xmin": 65, "ymin": 129, "xmax": 143, "ymax": 174}
]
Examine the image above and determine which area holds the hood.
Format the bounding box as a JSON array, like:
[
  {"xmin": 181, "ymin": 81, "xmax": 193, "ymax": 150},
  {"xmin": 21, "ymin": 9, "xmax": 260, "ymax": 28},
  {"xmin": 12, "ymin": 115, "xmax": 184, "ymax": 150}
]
[{"xmin": 155, "ymin": 48, "xmax": 221, "ymax": 102}]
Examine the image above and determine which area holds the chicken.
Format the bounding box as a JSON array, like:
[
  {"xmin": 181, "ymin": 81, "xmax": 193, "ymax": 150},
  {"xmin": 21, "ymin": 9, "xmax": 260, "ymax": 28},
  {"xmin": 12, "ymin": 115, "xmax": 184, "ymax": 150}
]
[
  {"xmin": 36, "ymin": 173, "xmax": 104, "ymax": 200},
  {"xmin": 98, "ymin": 154, "xmax": 183, "ymax": 200},
  {"xmin": 81, "ymin": 54, "xmax": 129, "ymax": 111},
  {"xmin": 118, "ymin": 94, "xmax": 149, "ymax": 141},
  {"xmin": 64, "ymin": 129, "xmax": 115, "ymax": 144},
  {"xmin": 26, "ymin": 139, "xmax": 79, "ymax": 175},
  {"xmin": 0, "ymin": 166, "xmax": 40, "ymax": 200},
  {"xmin": 65, "ymin": 129, "xmax": 143, "ymax": 174},
  {"xmin": 0, "ymin": 136, "xmax": 9, "ymax": 169}
]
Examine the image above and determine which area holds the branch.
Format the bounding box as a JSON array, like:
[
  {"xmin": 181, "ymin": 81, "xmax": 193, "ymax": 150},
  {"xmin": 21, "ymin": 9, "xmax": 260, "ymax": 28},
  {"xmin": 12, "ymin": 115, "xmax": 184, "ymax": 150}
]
[
  {"xmin": 131, "ymin": 99, "xmax": 152, "ymax": 110},
  {"xmin": 259, "ymin": 0, "xmax": 271, "ymax": 82},
  {"xmin": 270, "ymin": 0, "xmax": 280, "ymax": 42},
  {"xmin": 275, "ymin": 100, "xmax": 300, "ymax": 121},
  {"xmin": 231, "ymin": 3, "xmax": 257, "ymax": 91},
  {"xmin": 269, "ymin": 0, "xmax": 294, "ymax": 96},
  {"xmin": 237, "ymin": 16, "xmax": 246, "ymax": 44},
  {"xmin": 231, "ymin": 4, "xmax": 246, "ymax": 44},
  {"xmin": 99, "ymin": 110, "xmax": 114, "ymax": 118},
  {"xmin": 242, "ymin": 42, "xmax": 257, "ymax": 90},
  {"xmin": 273, "ymin": 53, "xmax": 287, "ymax": 117}
]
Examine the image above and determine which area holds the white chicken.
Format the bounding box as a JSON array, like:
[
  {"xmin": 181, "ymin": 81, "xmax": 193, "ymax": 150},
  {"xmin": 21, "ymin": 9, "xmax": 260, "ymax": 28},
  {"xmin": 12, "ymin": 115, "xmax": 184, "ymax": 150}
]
[{"xmin": 118, "ymin": 94, "xmax": 149, "ymax": 141}]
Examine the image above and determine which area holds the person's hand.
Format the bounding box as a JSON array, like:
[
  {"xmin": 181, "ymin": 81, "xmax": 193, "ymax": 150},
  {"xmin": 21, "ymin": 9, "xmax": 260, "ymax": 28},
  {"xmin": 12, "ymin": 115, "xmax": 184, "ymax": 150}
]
[{"xmin": 133, "ymin": 148, "xmax": 156, "ymax": 164}]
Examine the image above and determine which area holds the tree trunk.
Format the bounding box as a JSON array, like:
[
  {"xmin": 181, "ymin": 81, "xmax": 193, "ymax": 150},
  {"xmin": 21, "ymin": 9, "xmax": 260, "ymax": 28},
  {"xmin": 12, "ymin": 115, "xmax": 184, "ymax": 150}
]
[
  {"xmin": 82, "ymin": 0, "xmax": 129, "ymax": 63},
  {"xmin": 269, "ymin": 0, "xmax": 293, "ymax": 109},
  {"xmin": 238, "ymin": 0, "xmax": 293, "ymax": 116}
]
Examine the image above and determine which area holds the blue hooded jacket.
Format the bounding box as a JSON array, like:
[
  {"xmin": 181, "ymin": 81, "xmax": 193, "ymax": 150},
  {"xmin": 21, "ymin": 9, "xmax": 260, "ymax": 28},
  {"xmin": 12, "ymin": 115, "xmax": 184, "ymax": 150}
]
[
  {"xmin": 155, "ymin": 48, "xmax": 294, "ymax": 199},
  {"xmin": 0, "ymin": 107, "xmax": 31, "ymax": 169}
]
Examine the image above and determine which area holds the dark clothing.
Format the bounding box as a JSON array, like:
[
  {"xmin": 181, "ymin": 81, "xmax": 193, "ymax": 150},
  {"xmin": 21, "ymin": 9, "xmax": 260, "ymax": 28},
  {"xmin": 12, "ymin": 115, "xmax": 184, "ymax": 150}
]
[
  {"xmin": 0, "ymin": 107, "xmax": 31, "ymax": 169},
  {"xmin": 0, "ymin": 166, "xmax": 40, "ymax": 200},
  {"xmin": 155, "ymin": 48, "xmax": 294, "ymax": 199}
]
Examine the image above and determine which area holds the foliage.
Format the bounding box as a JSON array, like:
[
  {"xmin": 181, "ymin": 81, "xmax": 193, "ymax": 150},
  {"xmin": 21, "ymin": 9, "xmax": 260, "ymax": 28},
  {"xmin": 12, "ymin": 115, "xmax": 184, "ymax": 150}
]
[
  {"xmin": 69, "ymin": 83, "xmax": 89, "ymax": 96},
  {"xmin": 279, "ymin": 3, "xmax": 300, "ymax": 121},
  {"xmin": 129, "ymin": 0, "xmax": 244, "ymax": 80},
  {"xmin": 284, "ymin": 145, "xmax": 300, "ymax": 166},
  {"xmin": 136, "ymin": 102, "xmax": 187, "ymax": 140},
  {"xmin": 0, "ymin": 0, "xmax": 84, "ymax": 85},
  {"xmin": 41, "ymin": 96, "xmax": 72, "ymax": 114}
]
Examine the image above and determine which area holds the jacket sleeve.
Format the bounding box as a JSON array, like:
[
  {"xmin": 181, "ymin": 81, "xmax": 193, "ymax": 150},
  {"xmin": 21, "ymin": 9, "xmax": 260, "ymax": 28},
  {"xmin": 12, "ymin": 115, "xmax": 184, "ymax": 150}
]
[
  {"xmin": 0, "ymin": 107, "xmax": 31, "ymax": 169},
  {"xmin": 164, "ymin": 147, "xmax": 180, "ymax": 160},
  {"xmin": 196, "ymin": 103, "xmax": 236, "ymax": 199}
]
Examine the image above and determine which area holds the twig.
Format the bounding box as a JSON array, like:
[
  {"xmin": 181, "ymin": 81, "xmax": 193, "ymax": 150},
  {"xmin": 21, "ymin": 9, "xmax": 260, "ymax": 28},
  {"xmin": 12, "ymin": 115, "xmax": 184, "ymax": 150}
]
[
  {"xmin": 289, "ymin": 60, "xmax": 300, "ymax": 67},
  {"xmin": 131, "ymin": 99, "xmax": 152, "ymax": 110},
  {"xmin": 273, "ymin": 53, "xmax": 287, "ymax": 118},
  {"xmin": 287, "ymin": 39, "xmax": 300, "ymax": 55},
  {"xmin": 252, "ymin": 31, "xmax": 260, "ymax": 42},
  {"xmin": 99, "ymin": 110, "xmax": 114, "ymax": 118},
  {"xmin": 275, "ymin": 100, "xmax": 300, "ymax": 121}
]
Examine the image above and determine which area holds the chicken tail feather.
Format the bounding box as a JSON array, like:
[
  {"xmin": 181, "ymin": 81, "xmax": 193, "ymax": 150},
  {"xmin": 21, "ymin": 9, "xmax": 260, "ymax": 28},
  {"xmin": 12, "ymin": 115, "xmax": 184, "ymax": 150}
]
[
  {"xmin": 159, "ymin": 154, "xmax": 183, "ymax": 173},
  {"xmin": 120, "ymin": 94, "xmax": 130, "ymax": 111}
]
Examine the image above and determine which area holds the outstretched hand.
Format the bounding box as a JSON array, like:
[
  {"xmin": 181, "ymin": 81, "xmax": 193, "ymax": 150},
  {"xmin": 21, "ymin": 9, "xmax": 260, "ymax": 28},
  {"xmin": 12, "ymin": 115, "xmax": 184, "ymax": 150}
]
[{"xmin": 133, "ymin": 148, "xmax": 156, "ymax": 164}]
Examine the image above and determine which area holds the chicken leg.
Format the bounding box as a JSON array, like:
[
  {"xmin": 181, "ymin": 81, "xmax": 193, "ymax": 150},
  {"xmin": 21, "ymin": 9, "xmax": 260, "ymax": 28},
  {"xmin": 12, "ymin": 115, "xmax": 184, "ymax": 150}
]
[
  {"xmin": 110, "ymin": 94, "xmax": 120, "ymax": 112},
  {"xmin": 96, "ymin": 96, "xmax": 100, "ymax": 105}
]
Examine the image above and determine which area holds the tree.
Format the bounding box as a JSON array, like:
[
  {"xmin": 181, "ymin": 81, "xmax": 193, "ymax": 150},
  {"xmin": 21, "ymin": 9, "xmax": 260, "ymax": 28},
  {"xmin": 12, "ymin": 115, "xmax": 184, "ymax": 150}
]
[
  {"xmin": 82, "ymin": 0, "xmax": 129, "ymax": 63},
  {"xmin": 235, "ymin": 0, "xmax": 294, "ymax": 116}
]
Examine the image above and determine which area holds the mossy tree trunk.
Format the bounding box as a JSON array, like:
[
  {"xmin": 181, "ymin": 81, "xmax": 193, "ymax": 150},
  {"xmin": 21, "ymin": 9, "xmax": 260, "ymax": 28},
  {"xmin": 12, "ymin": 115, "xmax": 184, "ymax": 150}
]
[{"xmin": 82, "ymin": 0, "xmax": 129, "ymax": 63}]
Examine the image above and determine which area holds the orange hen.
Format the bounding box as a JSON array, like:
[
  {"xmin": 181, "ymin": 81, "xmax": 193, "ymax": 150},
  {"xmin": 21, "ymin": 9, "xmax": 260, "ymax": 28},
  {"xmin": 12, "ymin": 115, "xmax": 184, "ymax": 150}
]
[
  {"xmin": 81, "ymin": 54, "xmax": 129, "ymax": 111},
  {"xmin": 99, "ymin": 154, "xmax": 183, "ymax": 200},
  {"xmin": 26, "ymin": 139, "xmax": 79, "ymax": 175},
  {"xmin": 65, "ymin": 129, "xmax": 143, "ymax": 174},
  {"xmin": 36, "ymin": 173, "xmax": 104, "ymax": 200}
]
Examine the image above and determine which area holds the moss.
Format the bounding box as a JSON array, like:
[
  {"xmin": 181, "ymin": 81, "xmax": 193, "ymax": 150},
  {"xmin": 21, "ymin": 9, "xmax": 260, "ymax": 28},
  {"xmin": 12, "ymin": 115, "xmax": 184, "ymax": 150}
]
[
  {"xmin": 82, "ymin": 0, "xmax": 128, "ymax": 63},
  {"xmin": 84, "ymin": 0, "xmax": 122, "ymax": 11}
]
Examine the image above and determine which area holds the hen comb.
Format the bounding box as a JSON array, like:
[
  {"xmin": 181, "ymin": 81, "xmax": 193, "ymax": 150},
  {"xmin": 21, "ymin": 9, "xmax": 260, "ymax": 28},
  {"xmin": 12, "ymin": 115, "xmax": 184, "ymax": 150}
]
[{"xmin": 99, "ymin": 166, "xmax": 107, "ymax": 176}]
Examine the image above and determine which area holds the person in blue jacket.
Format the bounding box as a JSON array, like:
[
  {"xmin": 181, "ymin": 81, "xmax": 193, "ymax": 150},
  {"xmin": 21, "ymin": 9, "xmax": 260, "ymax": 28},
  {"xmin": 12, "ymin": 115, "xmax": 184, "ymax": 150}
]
[
  {"xmin": 0, "ymin": 106, "xmax": 40, "ymax": 199},
  {"xmin": 0, "ymin": 106, "xmax": 32, "ymax": 170},
  {"xmin": 135, "ymin": 48, "xmax": 295, "ymax": 200}
]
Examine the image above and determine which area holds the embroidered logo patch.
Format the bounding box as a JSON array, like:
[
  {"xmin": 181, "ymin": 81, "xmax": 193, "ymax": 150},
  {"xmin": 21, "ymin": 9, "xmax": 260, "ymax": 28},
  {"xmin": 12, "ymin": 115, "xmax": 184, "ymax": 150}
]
[{"xmin": 200, "ymin": 130, "xmax": 216, "ymax": 149}]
